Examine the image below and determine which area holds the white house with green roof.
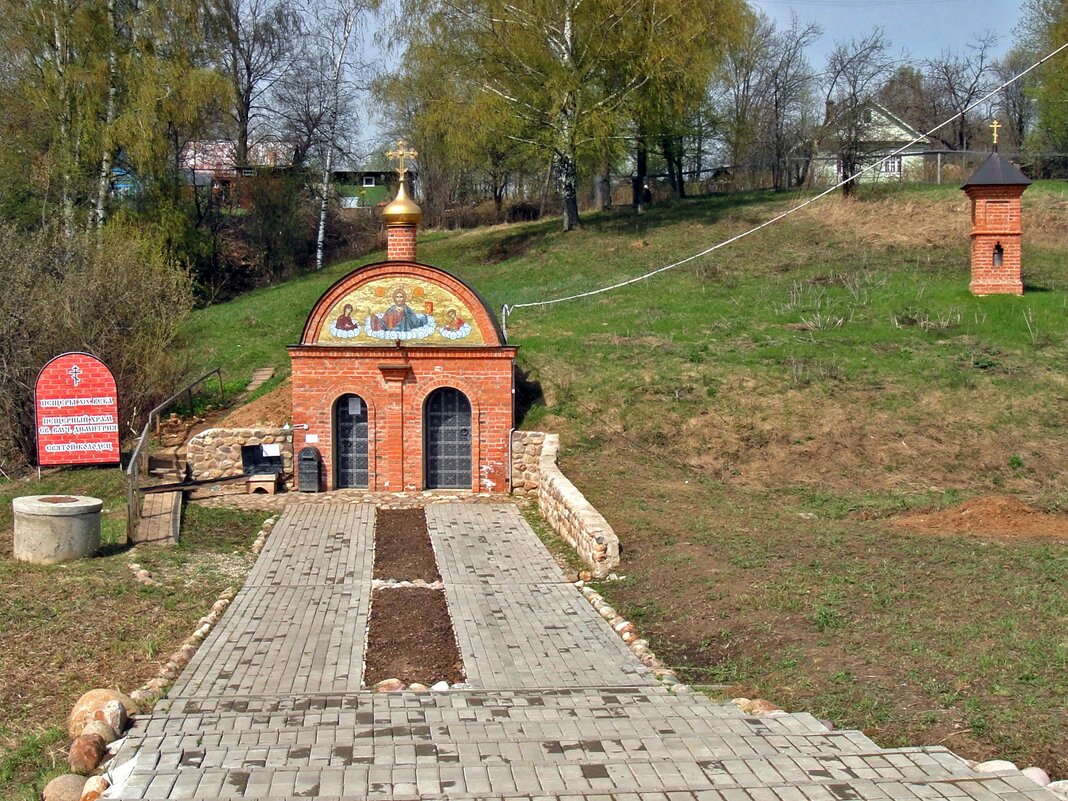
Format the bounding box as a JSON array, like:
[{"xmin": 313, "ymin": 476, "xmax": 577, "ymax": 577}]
[{"xmin": 809, "ymin": 101, "xmax": 932, "ymax": 185}]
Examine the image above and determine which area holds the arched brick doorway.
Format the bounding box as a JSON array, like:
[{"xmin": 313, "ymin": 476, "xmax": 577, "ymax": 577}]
[
  {"xmin": 424, "ymin": 387, "xmax": 472, "ymax": 489},
  {"xmin": 334, "ymin": 393, "xmax": 369, "ymax": 488}
]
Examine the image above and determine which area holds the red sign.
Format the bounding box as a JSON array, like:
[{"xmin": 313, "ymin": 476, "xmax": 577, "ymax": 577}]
[{"xmin": 35, "ymin": 353, "xmax": 120, "ymax": 467}]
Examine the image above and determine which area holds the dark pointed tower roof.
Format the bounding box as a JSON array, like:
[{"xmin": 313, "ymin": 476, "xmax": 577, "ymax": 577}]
[{"xmin": 962, "ymin": 152, "xmax": 1032, "ymax": 188}]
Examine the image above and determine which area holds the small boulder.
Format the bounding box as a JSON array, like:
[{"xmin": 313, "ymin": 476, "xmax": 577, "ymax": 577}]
[
  {"xmin": 1021, "ymin": 767, "xmax": 1051, "ymax": 786},
  {"xmin": 94, "ymin": 699, "xmax": 128, "ymax": 734},
  {"xmin": 733, "ymin": 698, "xmax": 781, "ymax": 715},
  {"xmin": 407, "ymin": 683, "xmax": 429, "ymax": 692},
  {"xmin": 68, "ymin": 733, "xmax": 106, "ymax": 774},
  {"xmin": 79, "ymin": 775, "xmax": 110, "ymax": 801},
  {"xmin": 373, "ymin": 678, "xmax": 405, "ymax": 693},
  {"xmin": 1046, "ymin": 780, "xmax": 1068, "ymax": 799},
  {"xmin": 80, "ymin": 719, "xmax": 118, "ymax": 745},
  {"xmin": 975, "ymin": 760, "xmax": 1019, "ymax": 773},
  {"xmin": 430, "ymin": 681, "xmax": 450, "ymax": 691},
  {"xmin": 68, "ymin": 689, "xmax": 136, "ymax": 739},
  {"xmin": 42, "ymin": 774, "xmax": 87, "ymax": 801}
]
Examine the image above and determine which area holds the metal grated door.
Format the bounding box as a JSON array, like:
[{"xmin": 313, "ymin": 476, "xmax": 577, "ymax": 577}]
[
  {"xmin": 335, "ymin": 394, "xmax": 369, "ymax": 488},
  {"xmin": 424, "ymin": 388, "xmax": 472, "ymax": 489}
]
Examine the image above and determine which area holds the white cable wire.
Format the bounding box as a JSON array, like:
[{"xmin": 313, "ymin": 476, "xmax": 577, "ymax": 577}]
[{"xmin": 501, "ymin": 39, "xmax": 1068, "ymax": 337}]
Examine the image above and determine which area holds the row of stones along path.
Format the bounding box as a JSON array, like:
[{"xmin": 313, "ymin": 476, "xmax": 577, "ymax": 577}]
[{"xmin": 110, "ymin": 501, "xmax": 1058, "ymax": 801}]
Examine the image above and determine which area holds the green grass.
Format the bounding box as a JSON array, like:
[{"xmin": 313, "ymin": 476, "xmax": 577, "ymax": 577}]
[{"xmin": 176, "ymin": 181, "xmax": 1068, "ymax": 772}]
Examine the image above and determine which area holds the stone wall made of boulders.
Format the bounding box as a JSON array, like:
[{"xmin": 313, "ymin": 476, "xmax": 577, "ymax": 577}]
[
  {"xmin": 512, "ymin": 431, "xmax": 621, "ymax": 578},
  {"xmin": 510, "ymin": 430, "xmax": 545, "ymax": 496},
  {"xmin": 187, "ymin": 428, "xmax": 293, "ymax": 484}
]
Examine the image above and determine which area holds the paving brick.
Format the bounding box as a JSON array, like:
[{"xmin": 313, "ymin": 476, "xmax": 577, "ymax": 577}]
[{"xmin": 110, "ymin": 502, "xmax": 1062, "ymax": 801}]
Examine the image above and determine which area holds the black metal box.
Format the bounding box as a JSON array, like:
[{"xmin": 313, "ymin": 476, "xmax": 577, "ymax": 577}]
[{"xmin": 297, "ymin": 446, "xmax": 322, "ymax": 492}]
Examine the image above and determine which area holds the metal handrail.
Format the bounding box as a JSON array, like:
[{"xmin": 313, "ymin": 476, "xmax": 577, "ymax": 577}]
[{"xmin": 125, "ymin": 368, "xmax": 224, "ymax": 540}]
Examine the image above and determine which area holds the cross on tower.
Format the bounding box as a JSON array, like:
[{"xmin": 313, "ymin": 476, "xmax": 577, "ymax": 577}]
[
  {"xmin": 386, "ymin": 140, "xmax": 418, "ymax": 179},
  {"xmin": 67, "ymin": 364, "xmax": 82, "ymax": 386},
  {"xmin": 990, "ymin": 120, "xmax": 1002, "ymax": 151}
]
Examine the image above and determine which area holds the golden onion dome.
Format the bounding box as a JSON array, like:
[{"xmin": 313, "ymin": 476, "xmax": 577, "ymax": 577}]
[{"xmin": 382, "ymin": 180, "xmax": 422, "ymax": 226}]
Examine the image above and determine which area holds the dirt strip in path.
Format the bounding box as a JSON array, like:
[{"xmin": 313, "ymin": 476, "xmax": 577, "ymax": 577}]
[
  {"xmin": 365, "ymin": 508, "xmax": 462, "ymax": 686},
  {"xmin": 372, "ymin": 508, "xmax": 440, "ymax": 581}
]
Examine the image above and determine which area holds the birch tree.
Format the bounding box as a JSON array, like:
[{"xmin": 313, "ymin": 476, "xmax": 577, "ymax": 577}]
[
  {"xmin": 297, "ymin": 0, "xmax": 371, "ymax": 270},
  {"xmin": 397, "ymin": 0, "xmax": 655, "ymax": 231}
]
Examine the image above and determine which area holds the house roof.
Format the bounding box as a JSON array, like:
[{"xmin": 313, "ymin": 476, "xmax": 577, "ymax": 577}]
[
  {"xmin": 180, "ymin": 140, "xmax": 295, "ymax": 174},
  {"xmin": 961, "ymin": 152, "xmax": 1032, "ymax": 187},
  {"xmin": 817, "ymin": 100, "xmax": 931, "ymax": 155},
  {"xmin": 870, "ymin": 102, "xmax": 929, "ymax": 145}
]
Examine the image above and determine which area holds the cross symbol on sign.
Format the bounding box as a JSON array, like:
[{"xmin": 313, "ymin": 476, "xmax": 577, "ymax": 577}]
[{"xmin": 68, "ymin": 365, "xmax": 82, "ymax": 386}]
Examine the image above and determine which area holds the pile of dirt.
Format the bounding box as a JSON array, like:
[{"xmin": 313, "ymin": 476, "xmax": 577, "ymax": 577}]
[
  {"xmin": 220, "ymin": 379, "xmax": 292, "ymax": 427},
  {"xmin": 893, "ymin": 495, "xmax": 1068, "ymax": 539}
]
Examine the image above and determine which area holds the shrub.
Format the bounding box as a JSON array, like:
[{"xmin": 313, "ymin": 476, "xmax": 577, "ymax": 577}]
[{"xmin": 0, "ymin": 224, "xmax": 194, "ymax": 470}]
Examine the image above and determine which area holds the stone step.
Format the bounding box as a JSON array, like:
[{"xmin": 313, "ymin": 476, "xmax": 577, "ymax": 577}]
[
  {"xmin": 135, "ymin": 729, "xmax": 881, "ymax": 768},
  {"xmin": 111, "ymin": 753, "xmax": 1043, "ymax": 801},
  {"xmin": 144, "ymin": 693, "xmax": 846, "ymax": 743}
]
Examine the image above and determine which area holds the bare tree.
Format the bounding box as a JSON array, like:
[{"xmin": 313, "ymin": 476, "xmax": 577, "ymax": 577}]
[
  {"xmin": 763, "ymin": 15, "xmax": 821, "ymax": 190},
  {"xmin": 210, "ymin": 0, "xmax": 301, "ymax": 167},
  {"xmin": 823, "ymin": 28, "xmax": 896, "ymax": 196},
  {"xmin": 924, "ymin": 32, "xmax": 998, "ymax": 151},
  {"xmin": 272, "ymin": 46, "xmax": 350, "ymax": 167},
  {"xmin": 995, "ymin": 46, "xmax": 1037, "ymax": 150},
  {"xmin": 716, "ymin": 12, "xmax": 820, "ymax": 190}
]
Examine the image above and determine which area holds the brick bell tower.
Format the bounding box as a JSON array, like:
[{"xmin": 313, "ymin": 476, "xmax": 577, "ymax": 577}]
[{"xmin": 961, "ymin": 121, "xmax": 1031, "ymax": 296}]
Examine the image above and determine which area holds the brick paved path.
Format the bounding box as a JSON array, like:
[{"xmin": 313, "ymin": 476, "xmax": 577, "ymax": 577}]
[{"xmin": 110, "ymin": 503, "xmax": 1057, "ymax": 801}]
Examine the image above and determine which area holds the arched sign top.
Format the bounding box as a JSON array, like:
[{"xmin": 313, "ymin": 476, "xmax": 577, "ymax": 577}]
[
  {"xmin": 35, "ymin": 352, "xmax": 120, "ymax": 467},
  {"xmin": 301, "ymin": 261, "xmax": 504, "ymax": 348}
]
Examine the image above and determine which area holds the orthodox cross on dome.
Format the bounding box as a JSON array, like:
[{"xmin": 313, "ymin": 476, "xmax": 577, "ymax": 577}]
[
  {"xmin": 990, "ymin": 120, "xmax": 1001, "ymax": 151},
  {"xmin": 386, "ymin": 140, "xmax": 418, "ymax": 179},
  {"xmin": 67, "ymin": 364, "xmax": 82, "ymax": 386}
]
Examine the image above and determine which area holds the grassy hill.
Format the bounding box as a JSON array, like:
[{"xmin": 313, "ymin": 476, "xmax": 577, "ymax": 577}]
[{"xmin": 181, "ymin": 184, "xmax": 1068, "ymax": 773}]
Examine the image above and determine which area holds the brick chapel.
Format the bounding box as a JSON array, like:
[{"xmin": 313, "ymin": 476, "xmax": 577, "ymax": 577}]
[{"xmin": 289, "ymin": 145, "xmax": 516, "ymax": 492}]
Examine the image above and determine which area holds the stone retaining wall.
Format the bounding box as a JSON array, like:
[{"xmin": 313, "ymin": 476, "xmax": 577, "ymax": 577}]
[
  {"xmin": 187, "ymin": 428, "xmax": 294, "ymax": 484},
  {"xmin": 511, "ymin": 430, "xmax": 621, "ymax": 578},
  {"xmin": 510, "ymin": 431, "xmax": 545, "ymax": 497}
]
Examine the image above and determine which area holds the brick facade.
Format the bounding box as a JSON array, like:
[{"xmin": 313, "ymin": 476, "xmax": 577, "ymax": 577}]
[
  {"xmin": 965, "ymin": 185, "xmax": 1026, "ymax": 296},
  {"xmin": 387, "ymin": 224, "xmax": 418, "ymax": 262},
  {"xmin": 289, "ymin": 261, "xmax": 516, "ymax": 492}
]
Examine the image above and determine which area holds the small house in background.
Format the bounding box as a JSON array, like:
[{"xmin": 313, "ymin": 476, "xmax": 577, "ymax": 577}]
[
  {"xmin": 180, "ymin": 140, "xmax": 296, "ymax": 206},
  {"xmin": 333, "ymin": 168, "xmax": 409, "ymax": 209},
  {"xmin": 810, "ymin": 101, "xmax": 931, "ymax": 185},
  {"xmin": 108, "ymin": 165, "xmax": 142, "ymax": 198}
]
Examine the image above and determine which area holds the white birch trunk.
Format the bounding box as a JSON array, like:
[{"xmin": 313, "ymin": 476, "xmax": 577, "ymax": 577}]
[
  {"xmin": 315, "ymin": 4, "xmax": 356, "ymax": 271},
  {"xmin": 94, "ymin": 0, "xmax": 118, "ymax": 233}
]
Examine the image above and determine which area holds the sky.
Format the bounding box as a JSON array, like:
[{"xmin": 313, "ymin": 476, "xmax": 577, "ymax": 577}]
[{"xmin": 753, "ymin": 0, "xmax": 1024, "ymax": 65}]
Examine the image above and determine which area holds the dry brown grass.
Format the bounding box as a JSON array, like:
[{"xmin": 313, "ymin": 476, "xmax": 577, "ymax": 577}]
[{"xmin": 798, "ymin": 189, "xmax": 1068, "ymax": 251}]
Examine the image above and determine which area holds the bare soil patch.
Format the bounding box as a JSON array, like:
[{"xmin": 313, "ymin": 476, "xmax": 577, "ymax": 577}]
[
  {"xmin": 363, "ymin": 588, "xmax": 463, "ymax": 686},
  {"xmin": 894, "ymin": 495, "xmax": 1068, "ymax": 539},
  {"xmin": 219, "ymin": 379, "xmax": 291, "ymax": 428},
  {"xmin": 373, "ymin": 509, "xmax": 440, "ymax": 582}
]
